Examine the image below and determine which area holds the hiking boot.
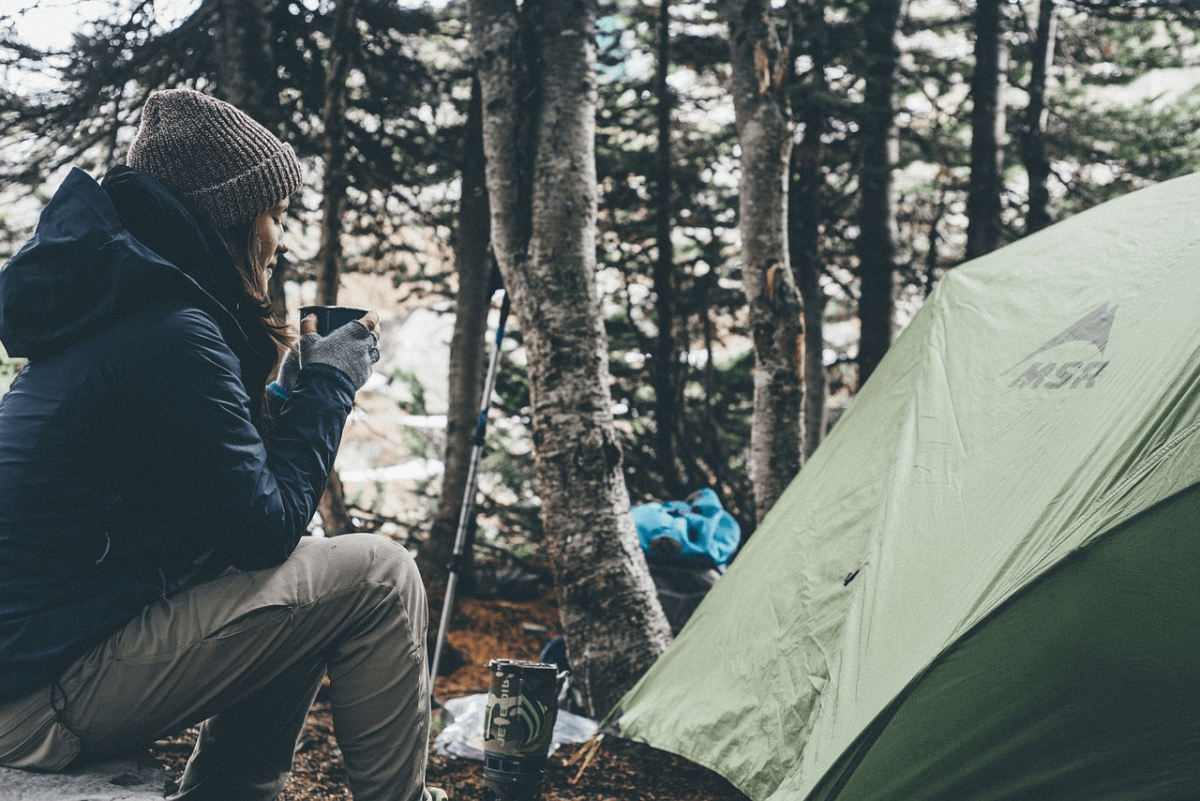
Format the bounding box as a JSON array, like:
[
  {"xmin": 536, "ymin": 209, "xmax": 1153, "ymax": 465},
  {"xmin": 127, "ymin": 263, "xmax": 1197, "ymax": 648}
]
[{"xmin": 428, "ymin": 788, "xmax": 448, "ymax": 801}]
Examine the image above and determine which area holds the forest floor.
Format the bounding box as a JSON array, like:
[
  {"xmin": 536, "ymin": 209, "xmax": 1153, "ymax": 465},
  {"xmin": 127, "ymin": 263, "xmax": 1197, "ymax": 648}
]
[{"xmin": 150, "ymin": 583, "xmax": 750, "ymax": 801}]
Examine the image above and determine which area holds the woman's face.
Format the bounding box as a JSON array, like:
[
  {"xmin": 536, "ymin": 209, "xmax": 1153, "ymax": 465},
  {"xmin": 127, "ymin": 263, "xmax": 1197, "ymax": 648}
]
[{"xmin": 254, "ymin": 200, "xmax": 290, "ymax": 280}]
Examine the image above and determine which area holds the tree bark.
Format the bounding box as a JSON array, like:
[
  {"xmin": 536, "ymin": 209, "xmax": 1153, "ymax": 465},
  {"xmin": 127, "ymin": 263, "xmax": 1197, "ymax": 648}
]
[
  {"xmin": 214, "ymin": 0, "xmax": 289, "ymax": 319},
  {"xmin": 966, "ymin": 0, "xmax": 1007, "ymax": 259},
  {"xmin": 725, "ymin": 0, "xmax": 802, "ymax": 524},
  {"xmin": 787, "ymin": 0, "xmax": 829, "ymax": 461},
  {"xmin": 469, "ymin": 0, "xmax": 671, "ymax": 718},
  {"xmin": 419, "ymin": 77, "xmax": 492, "ymax": 587},
  {"xmin": 215, "ymin": 0, "xmax": 278, "ymax": 121},
  {"xmin": 314, "ymin": 0, "xmax": 358, "ymax": 537},
  {"xmin": 316, "ymin": 0, "xmax": 357, "ymax": 307},
  {"xmin": 856, "ymin": 0, "xmax": 902, "ymax": 388},
  {"xmin": 651, "ymin": 0, "xmax": 687, "ymax": 498},
  {"xmin": 317, "ymin": 469, "xmax": 354, "ymax": 538},
  {"xmin": 1023, "ymin": 0, "xmax": 1056, "ymax": 234}
]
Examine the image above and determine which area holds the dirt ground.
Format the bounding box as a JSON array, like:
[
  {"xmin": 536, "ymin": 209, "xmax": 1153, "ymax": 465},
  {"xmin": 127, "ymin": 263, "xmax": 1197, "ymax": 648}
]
[{"xmin": 150, "ymin": 583, "xmax": 749, "ymax": 801}]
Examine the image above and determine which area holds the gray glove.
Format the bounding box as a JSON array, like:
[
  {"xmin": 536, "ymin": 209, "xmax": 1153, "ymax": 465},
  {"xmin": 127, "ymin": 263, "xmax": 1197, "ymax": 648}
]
[{"xmin": 299, "ymin": 320, "xmax": 380, "ymax": 390}]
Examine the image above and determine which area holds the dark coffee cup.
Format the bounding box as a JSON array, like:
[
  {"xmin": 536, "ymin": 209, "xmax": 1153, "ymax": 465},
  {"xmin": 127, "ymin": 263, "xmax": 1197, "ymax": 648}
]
[
  {"xmin": 299, "ymin": 305, "xmax": 368, "ymax": 336},
  {"xmin": 481, "ymin": 659, "xmax": 564, "ymax": 801}
]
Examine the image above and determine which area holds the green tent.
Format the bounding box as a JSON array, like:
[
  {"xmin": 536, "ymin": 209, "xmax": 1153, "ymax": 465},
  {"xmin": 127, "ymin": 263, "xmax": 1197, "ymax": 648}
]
[{"xmin": 613, "ymin": 173, "xmax": 1200, "ymax": 800}]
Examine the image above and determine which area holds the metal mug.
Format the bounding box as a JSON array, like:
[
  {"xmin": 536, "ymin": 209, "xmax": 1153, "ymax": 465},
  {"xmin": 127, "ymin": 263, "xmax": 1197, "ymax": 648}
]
[{"xmin": 298, "ymin": 305, "xmax": 368, "ymax": 336}]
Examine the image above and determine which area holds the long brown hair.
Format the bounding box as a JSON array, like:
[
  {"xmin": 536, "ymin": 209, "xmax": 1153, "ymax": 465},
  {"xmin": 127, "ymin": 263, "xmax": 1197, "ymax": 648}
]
[{"xmin": 219, "ymin": 216, "xmax": 294, "ymax": 431}]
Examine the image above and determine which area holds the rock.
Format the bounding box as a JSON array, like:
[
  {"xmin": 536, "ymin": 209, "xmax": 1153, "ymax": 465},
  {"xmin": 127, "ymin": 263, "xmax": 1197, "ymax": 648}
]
[{"xmin": 0, "ymin": 754, "xmax": 171, "ymax": 800}]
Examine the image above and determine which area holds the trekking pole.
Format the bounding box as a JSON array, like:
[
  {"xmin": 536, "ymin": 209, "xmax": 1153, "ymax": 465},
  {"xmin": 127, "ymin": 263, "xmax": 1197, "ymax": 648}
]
[{"xmin": 429, "ymin": 287, "xmax": 511, "ymax": 697}]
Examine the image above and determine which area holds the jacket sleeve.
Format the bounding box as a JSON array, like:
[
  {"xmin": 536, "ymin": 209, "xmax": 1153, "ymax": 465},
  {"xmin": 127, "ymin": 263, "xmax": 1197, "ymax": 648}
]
[{"xmin": 131, "ymin": 307, "xmax": 355, "ymax": 571}]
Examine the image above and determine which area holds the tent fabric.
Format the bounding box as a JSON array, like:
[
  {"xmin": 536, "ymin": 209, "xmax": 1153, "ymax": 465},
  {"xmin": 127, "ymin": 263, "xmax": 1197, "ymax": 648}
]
[{"xmin": 612, "ymin": 172, "xmax": 1200, "ymax": 800}]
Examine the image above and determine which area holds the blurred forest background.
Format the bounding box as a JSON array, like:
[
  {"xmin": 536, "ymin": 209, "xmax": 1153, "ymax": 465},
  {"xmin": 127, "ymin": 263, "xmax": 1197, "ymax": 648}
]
[{"xmin": 2, "ymin": 0, "xmax": 1200, "ymax": 712}]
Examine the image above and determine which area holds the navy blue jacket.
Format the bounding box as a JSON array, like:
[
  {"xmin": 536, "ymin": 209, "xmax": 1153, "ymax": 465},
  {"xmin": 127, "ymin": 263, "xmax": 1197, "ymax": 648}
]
[{"xmin": 0, "ymin": 167, "xmax": 355, "ymax": 701}]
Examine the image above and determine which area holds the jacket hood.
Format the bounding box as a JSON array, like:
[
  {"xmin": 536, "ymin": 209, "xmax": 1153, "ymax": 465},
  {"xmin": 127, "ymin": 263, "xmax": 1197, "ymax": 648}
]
[
  {"xmin": 101, "ymin": 165, "xmax": 247, "ymax": 314},
  {"xmin": 0, "ymin": 166, "xmax": 261, "ymax": 361}
]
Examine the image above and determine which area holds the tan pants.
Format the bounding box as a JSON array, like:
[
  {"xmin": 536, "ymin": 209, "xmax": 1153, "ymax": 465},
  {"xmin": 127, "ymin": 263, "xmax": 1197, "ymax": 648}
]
[{"xmin": 0, "ymin": 534, "xmax": 434, "ymax": 801}]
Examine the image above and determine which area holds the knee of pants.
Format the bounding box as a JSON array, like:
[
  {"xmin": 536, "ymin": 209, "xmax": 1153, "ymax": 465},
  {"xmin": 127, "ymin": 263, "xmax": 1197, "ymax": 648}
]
[
  {"xmin": 322, "ymin": 534, "xmax": 427, "ymax": 609},
  {"xmin": 312, "ymin": 535, "xmax": 430, "ymax": 668}
]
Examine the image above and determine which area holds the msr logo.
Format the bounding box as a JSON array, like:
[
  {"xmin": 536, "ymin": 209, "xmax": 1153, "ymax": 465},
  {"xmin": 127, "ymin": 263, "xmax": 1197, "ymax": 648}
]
[{"xmin": 1008, "ymin": 303, "xmax": 1115, "ymax": 390}]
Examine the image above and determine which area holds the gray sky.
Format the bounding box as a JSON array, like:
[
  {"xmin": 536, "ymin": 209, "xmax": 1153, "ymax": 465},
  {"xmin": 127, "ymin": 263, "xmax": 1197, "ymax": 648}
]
[{"xmin": 7, "ymin": 0, "xmax": 197, "ymax": 48}]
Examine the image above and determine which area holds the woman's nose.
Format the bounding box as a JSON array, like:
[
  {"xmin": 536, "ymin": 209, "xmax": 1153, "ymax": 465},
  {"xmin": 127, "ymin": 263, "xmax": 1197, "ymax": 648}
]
[{"xmin": 277, "ymin": 241, "xmax": 289, "ymax": 255}]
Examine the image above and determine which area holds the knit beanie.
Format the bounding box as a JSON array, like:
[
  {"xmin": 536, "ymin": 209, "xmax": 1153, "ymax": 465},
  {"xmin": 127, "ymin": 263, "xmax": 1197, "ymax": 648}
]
[{"xmin": 127, "ymin": 89, "xmax": 303, "ymax": 228}]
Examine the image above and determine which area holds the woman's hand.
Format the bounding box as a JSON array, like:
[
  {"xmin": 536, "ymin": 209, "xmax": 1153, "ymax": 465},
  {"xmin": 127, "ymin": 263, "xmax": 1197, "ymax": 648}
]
[
  {"xmin": 358, "ymin": 311, "xmax": 380, "ymax": 336},
  {"xmin": 298, "ymin": 311, "xmax": 381, "ymax": 390}
]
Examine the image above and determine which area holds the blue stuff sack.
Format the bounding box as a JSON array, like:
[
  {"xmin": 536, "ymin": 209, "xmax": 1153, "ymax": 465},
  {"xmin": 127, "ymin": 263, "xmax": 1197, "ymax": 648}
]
[{"xmin": 632, "ymin": 488, "xmax": 740, "ymax": 568}]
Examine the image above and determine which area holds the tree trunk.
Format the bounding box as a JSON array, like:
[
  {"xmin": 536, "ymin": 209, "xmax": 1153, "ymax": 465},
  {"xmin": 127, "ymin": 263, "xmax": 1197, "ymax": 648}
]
[
  {"xmin": 651, "ymin": 0, "xmax": 687, "ymax": 498},
  {"xmin": 317, "ymin": 469, "xmax": 354, "ymax": 538},
  {"xmin": 966, "ymin": 0, "xmax": 1007, "ymax": 260},
  {"xmin": 215, "ymin": 0, "xmax": 278, "ymax": 120},
  {"xmin": 469, "ymin": 0, "xmax": 671, "ymax": 718},
  {"xmin": 787, "ymin": 0, "xmax": 829, "ymax": 461},
  {"xmin": 725, "ymin": 0, "xmax": 802, "ymax": 524},
  {"xmin": 314, "ymin": 0, "xmax": 358, "ymax": 536},
  {"xmin": 1023, "ymin": 0, "xmax": 1056, "ymax": 235},
  {"xmin": 419, "ymin": 76, "xmax": 492, "ymax": 588},
  {"xmin": 856, "ymin": 0, "xmax": 902, "ymax": 389},
  {"xmin": 214, "ymin": 0, "xmax": 289, "ymax": 320},
  {"xmin": 316, "ymin": 0, "xmax": 357, "ymax": 307}
]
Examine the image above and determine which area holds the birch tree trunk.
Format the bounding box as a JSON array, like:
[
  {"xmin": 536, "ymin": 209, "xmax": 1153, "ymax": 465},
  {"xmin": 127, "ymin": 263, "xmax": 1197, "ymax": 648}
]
[
  {"xmin": 725, "ymin": 0, "xmax": 802, "ymax": 524},
  {"xmin": 315, "ymin": 0, "xmax": 358, "ymax": 537},
  {"xmin": 856, "ymin": 0, "xmax": 902, "ymax": 388},
  {"xmin": 788, "ymin": 0, "xmax": 829, "ymax": 461},
  {"xmin": 469, "ymin": 0, "xmax": 671, "ymax": 718},
  {"xmin": 1023, "ymin": 0, "xmax": 1057, "ymax": 235},
  {"xmin": 420, "ymin": 77, "xmax": 491, "ymax": 587},
  {"xmin": 966, "ymin": 0, "xmax": 1007, "ymax": 260}
]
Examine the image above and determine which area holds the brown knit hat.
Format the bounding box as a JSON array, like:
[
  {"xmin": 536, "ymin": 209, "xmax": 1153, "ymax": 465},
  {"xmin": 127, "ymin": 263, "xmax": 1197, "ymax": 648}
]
[{"xmin": 127, "ymin": 89, "xmax": 303, "ymax": 228}]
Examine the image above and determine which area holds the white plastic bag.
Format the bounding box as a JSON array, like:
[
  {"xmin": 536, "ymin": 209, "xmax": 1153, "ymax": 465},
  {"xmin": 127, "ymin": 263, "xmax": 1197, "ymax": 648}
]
[{"xmin": 434, "ymin": 693, "xmax": 598, "ymax": 762}]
